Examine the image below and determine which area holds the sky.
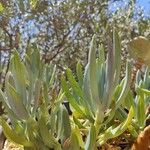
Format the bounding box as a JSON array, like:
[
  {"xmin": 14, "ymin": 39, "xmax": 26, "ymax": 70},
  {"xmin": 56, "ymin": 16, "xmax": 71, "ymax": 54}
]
[
  {"xmin": 109, "ymin": 0, "xmax": 150, "ymax": 17},
  {"xmin": 138, "ymin": 0, "xmax": 150, "ymax": 15}
]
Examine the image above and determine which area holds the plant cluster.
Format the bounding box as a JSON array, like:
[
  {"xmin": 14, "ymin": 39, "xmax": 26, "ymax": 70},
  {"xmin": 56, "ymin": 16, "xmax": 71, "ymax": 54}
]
[{"xmin": 0, "ymin": 32, "xmax": 150, "ymax": 149}]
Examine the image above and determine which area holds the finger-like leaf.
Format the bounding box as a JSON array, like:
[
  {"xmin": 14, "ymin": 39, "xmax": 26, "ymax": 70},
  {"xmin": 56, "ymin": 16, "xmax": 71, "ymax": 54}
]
[
  {"xmin": 33, "ymin": 79, "xmax": 42, "ymax": 111},
  {"xmin": 74, "ymin": 126, "xmax": 84, "ymax": 148},
  {"xmin": 62, "ymin": 105, "xmax": 71, "ymax": 141},
  {"xmin": 76, "ymin": 61, "xmax": 83, "ymax": 87},
  {"xmin": 5, "ymin": 82, "xmax": 28, "ymax": 120},
  {"xmin": 113, "ymin": 30, "xmax": 121, "ymax": 87},
  {"xmin": 88, "ymin": 35, "xmax": 100, "ymax": 107},
  {"xmin": 73, "ymin": 116, "xmax": 85, "ymax": 129},
  {"xmin": 143, "ymin": 67, "xmax": 150, "ymax": 89},
  {"xmin": 136, "ymin": 95, "xmax": 146, "ymax": 127},
  {"xmin": 61, "ymin": 75, "xmax": 93, "ymax": 122},
  {"xmin": 10, "ymin": 51, "xmax": 28, "ymax": 105},
  {"xmin": 84, "ymin": 124, "xmax": 96, "ymax": 150},
  {"xmin": 137, "ymin": 86, "xmax": 150, "ymax": 96},
  {"xmin": 0, "ymin": 118, "xmax": 33, "ymax": 147},
  {"xmin": 116, "ymin": 61, "xmax": 132, "ymax": 109},
  {"xmin": 38, "ymin": 114, "xmax": 61, "ymax": 149},
  {"xmin": 66, "ymin": 68, "xmax": 93, "ymax": 117},
  {"xmin": 67, "ymin": 129, "xmax": 80, "ymax": 150},
  {"xmin": 97, "ymin": 62, "xmax": 105, "ymax": 103},
  {"xmin": 104, "ymin": 35, "xmax": 115, "ymax": 107},
  {"xmin": 0, "ymin": 89, "xmax": 18, "ymax": 119},
  {"xmin": 98, "ymin": 44, "xmax": 105, "ymax": 64},
  {"xmin": 49, "ymin": 65, "xmax": 56, "ymax": 86},
  {"xmin": 18, "ymin": 0, "xmax": 25, "ymax": 12},
  {"xmin": 83, "ymin": 64, "xmax": 94, "ymax": 111},
  {"xmin": 66, "ymin": 68, "xmax": 84, "ymax": 100},
  {"xmin": 98, "ymin": 107, "xmax": 134, "ymax": 145}
]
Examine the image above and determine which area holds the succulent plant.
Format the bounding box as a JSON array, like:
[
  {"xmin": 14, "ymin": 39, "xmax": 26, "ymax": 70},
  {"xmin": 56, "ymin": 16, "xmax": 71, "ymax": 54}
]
[
  {"xmin": 61, "ymin": 30, "xmax": 134, "ymax": 148},
  {"xmin": 115, "ymin": 36, "xmax": 150, "ymax": 139},
  {"xmin": 133, "ymin": 67, "xmax": 150, "ymax": 128},
  {"xmin": 125, "ymin": 36, "xmax": 150, "ymax": 131},
  {"xmin": 0, "ymin": 46, "xmax": 70, "ymax": 150},
  {"xmin": 120, "ymin": 66, "xmax": 150, "ymax": 150},
  {"xmin": 1, "ymin": 34, "xmax": 148, "ymax": 149}
]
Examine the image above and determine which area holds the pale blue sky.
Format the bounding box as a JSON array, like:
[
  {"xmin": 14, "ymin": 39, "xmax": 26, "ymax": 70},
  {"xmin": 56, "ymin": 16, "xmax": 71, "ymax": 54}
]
[
  {"xmin": 138, "ymin": 0, "xmax": 150, "ymax": 15},
  {"xmin": 109, "ymin": 0, "xmax": 150, "ymax": 16}
]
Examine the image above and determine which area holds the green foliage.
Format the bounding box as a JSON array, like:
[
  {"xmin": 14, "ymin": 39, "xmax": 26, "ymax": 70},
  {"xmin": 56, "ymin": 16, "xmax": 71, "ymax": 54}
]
[
  {"xmin": 0, "ymin": 47, "xmax": 67, "ymax": 150},
  {"xmin": 30, "ymin": 0, "xmax": 38, "ymax": 9},
  {"xmin": 0, "ymin": 0, "xmax": 149, "ymax": 149},
  {"xmin": 61, "ymin": 31, "xmax": 134, "ymax": 146},
  {"xmin": 122, "ymin": 36, "xmax": 150, "ymax": 134},
  {"xmin": 0, "ymin": 33, "xmax": 150, "ymax": 149},
  {"xmin": 0, "ymin": 0, "xmax": 149, "ymax": 79},
  {"xmin": 0, "ymin": 3, "xmax": 4, "ymax": 12},
  {"xmin": 132, "ymin": 67, "xmax": 150, "ymax": 129},
  {"xmin": 98, "ymin": 107, "xmax": 134, "ymax": 145},
  {"xmin": 84, "ymin": 125, "xmax": 96, "ymax": 150}
]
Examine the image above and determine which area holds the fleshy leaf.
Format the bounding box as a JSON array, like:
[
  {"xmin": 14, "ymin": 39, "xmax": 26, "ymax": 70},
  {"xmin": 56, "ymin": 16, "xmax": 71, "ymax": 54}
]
[
  {"xmin": 5, "ymin": 82, "xmax": 28, "ymax": 120},
  {"xmin": 10, "ymin": 51, "xmax": 27, "ymax": 106},
  {"xmin": 84, "ymin": 124, "xmax": 96, "ymax": 150},
  {"xmin": 98, "ymin": 107, "xmax": 134, "ymax": 145},
  {"xmin": 76, "ymin": 61, "xmax": 83, "ymax": 87},
  {"xmin": 0, "ymin": 118, "xmax": 33, "ymax": 147},
  {"xmin": 88, "ymin": 35, "xmax": 100, "ymax": 107}
]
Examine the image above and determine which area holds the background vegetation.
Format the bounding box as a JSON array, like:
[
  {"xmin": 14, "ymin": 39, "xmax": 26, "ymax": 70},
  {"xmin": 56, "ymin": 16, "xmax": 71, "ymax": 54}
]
[{"xmin": 0, "ymin": 0, "xmax": 149, "ymax": 75}]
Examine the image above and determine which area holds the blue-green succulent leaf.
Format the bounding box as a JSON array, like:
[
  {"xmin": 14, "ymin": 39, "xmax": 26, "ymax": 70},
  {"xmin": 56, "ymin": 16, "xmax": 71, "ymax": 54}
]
[
  {"xmin": 10, "ymin": 51, "xmax": 27, "ymax": 106},
  {"xmin": 0, "ymin": 118, "xmax": 33, "ymax": 147},
  {"xmin": 84, "ymin": 124, "xmax": 96, "ymax": 150},
  {"xmin": 88, "ymin": 35, "xmax": 100, "ymax": 107}
]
